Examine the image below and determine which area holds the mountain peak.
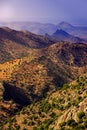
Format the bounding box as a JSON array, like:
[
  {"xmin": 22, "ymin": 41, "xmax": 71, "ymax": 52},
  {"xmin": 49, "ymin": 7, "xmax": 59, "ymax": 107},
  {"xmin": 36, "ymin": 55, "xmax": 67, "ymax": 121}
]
[
  {"xmin": 53, "ymin": 29, "xmax": 69, "ymax": 36},
  {"xmin": 58, "ymin": 21, "xmax": 74, "ymax": 28},
  {"xmin": 51, "ymin": 29, "xmax": 84, "ymax": 43}
]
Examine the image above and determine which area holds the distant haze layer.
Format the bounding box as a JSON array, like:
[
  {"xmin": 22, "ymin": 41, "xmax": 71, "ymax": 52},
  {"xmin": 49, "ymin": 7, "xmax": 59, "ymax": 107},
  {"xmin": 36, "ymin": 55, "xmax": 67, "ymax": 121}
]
[{"xmin": 0, "ymin": 0, "xmax": 87, "ymax": 25}]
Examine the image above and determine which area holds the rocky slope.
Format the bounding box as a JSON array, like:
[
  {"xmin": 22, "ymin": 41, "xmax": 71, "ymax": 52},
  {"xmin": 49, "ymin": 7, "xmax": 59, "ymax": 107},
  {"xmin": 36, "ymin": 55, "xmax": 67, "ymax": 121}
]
[
  {"xmin": 0, "ymin": 74, "xmax": 87, "ymax": 130},
  {"xmin": 8, "ymin": 42, "xmax": 87, "ymax": 98},
  {"xmin": 0, "ymin": 42, "xmax": 86, "ymax": 105}
]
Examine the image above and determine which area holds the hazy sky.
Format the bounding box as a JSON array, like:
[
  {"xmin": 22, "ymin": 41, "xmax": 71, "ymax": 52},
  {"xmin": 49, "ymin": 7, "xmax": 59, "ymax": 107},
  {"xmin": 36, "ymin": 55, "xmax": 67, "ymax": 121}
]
[{"xmin": 0, "ymin": 0, "xmax": 87, "ymax": 24}]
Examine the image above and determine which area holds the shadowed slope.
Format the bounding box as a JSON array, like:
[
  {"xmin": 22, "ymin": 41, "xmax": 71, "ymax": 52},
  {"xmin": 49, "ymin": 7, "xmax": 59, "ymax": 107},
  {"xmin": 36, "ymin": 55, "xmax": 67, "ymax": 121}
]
[{"xmin": 0, "ymin": 27, "xmax": 55, "ymax": 63}]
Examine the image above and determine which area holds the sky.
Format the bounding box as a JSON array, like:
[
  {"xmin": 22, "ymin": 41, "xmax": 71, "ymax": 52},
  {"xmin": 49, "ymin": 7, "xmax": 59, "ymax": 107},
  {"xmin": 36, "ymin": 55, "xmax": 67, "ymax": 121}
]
[{"xmin": 0, "ymin": 0, "xmax": 87, "ymax": 25}]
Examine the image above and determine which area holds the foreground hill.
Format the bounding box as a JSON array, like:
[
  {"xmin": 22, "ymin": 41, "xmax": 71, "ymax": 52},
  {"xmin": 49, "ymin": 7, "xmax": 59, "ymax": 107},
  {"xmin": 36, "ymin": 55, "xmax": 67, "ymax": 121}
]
[
  {"xmin": 0, "ymin": 27, "xmax": 54, "ymax": 63},
  {"xmin": 1, "ymin": 74, "xmax": 87, "ymax": 130}
]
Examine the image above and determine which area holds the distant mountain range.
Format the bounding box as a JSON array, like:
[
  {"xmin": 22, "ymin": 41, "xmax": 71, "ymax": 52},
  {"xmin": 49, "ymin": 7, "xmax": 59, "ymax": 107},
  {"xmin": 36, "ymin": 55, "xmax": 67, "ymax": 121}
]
[
  {"xmin": 46, "ymin": 29, "xmax": 84, "ymax": 43},
  {"xmin": 0, "ymin": 26, "xmax": 85, "ymax": 64},
  {"xmin": 0, "ymin": 21, "xmax": 57, "ymax": 35},
  {"xmin": 58, "ymin": 21, "xmax": 87, "ymax": 40},
  {"xmin": 0, "ymin": 21, "xmax": 87, "ymax": 39}
]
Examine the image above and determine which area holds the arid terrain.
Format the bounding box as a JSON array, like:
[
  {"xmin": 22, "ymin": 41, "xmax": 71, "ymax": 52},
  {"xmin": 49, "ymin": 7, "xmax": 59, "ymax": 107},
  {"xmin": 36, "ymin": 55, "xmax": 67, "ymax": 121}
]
[{"xmin": 0, "ymin": 27, "xmax": 87, "ymax": 130}]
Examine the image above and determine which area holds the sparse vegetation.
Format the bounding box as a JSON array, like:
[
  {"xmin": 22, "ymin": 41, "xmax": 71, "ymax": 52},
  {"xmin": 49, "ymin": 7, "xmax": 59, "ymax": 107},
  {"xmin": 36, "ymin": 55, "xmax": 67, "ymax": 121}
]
[
  {"xmin": 0, "ymin": 40, "xmax": 87, "ymax": 130},
  {"xmin": 0, "ymin": 74, "xmax": 86, "ymax": 130}
]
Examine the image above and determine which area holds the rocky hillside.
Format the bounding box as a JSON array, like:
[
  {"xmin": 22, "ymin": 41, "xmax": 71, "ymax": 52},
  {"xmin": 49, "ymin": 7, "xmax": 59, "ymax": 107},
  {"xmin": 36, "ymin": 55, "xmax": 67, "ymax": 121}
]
[
  {"xmin": 0, "ymin": 42, "xmax": 86, "ymax": 106},
  {"xmin": 7, "ymin": 42, "xmax": 87, "ymax": 98},
  {"xmin": 0, "ymin": 74, "xmax": 87, "ymax": 130}
]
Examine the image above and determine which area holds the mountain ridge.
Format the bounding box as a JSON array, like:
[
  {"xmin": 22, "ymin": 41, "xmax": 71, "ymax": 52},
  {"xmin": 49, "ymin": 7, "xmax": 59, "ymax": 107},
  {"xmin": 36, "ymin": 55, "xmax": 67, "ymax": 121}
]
[
  {"xmin": 46, "ymin": 29, "xmax": 85, "ymax": 43},
  {"xmin": 0, "ymin": 27, "xmax": 55, "ymax": 63},
  {"xmin": 0, "ymin": 21, "xmax": 87, "ymax": 39}
]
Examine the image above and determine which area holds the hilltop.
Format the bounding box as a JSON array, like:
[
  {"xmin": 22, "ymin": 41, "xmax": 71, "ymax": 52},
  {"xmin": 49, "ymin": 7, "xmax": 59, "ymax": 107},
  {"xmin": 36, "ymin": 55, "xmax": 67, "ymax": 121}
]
[{"xmin": 0, "ymin": 27, "xmax": 54, "ymax": 63}]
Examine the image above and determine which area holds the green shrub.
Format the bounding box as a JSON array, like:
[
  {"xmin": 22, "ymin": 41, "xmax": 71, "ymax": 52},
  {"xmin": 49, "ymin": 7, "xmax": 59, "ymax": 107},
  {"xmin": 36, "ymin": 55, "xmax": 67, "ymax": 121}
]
[
  {"xmin": 59, "ymin": 122, "xmax": 66, "ymax": 127},
  {"xmin": 77, "ymin": 111, "xmax": 85, "ymax": 119},
  {"xmin": 50, "ymin": 112, "xmax": 56, "ymax": 118},
  {"xmin": 62, "ymin": 84, "xmax": 69, "ymax": 89},
  {"xmin": 84, "ymin": 120, "xmax": 87, "ymax": 128},
  {"xmin": 65, "ymin": 102, "xmax": 71, "ymax": 109},
  {"xmin": 22, "ymin": 128, "xmax": 28, "ymax": 130},
  {"xmin": 60, "ymin": 127, "xmax": 65, "ymax": 130},
  {"xmin": 15, "ymin": 125, "xmax": 20, "ymax": 129},
  {"xmin": 78, "ymin": 119, "xmax": 83, "ymax": 123},
  {"xmin": 33, "ymin": 127, "xmax": 38, "ymax": 130},
  {"xmin": 28, "ymin": 121, "xmax": 35, "ymax": 126},
  {"xmin": 57, "ymin": 105, "xmax": 64, "ymax": 110},
  {"xmin": 72, "ymin": 124, "xmax": 85, "ymax": 130},
  {"xmin": 40, "ymin": 119, "xmax": 53, "ymax": 129},
  {"xmin": 40, "ymin": 101, "xmax": 51, "ymax": 113},
  {"xmin": 67, "ymin": 119, "xmax": 77, "ymax": 127},
  {"xmin": 49, "ymin": 128, "xmax": 54, "ymax": 130},
  {"xmin": 78, "ymin": 96, "xmax": 82, "ymax": 101},
  {"xmin": 22, "ymin": 119, "xmax": 27, "ymax": 124}
]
